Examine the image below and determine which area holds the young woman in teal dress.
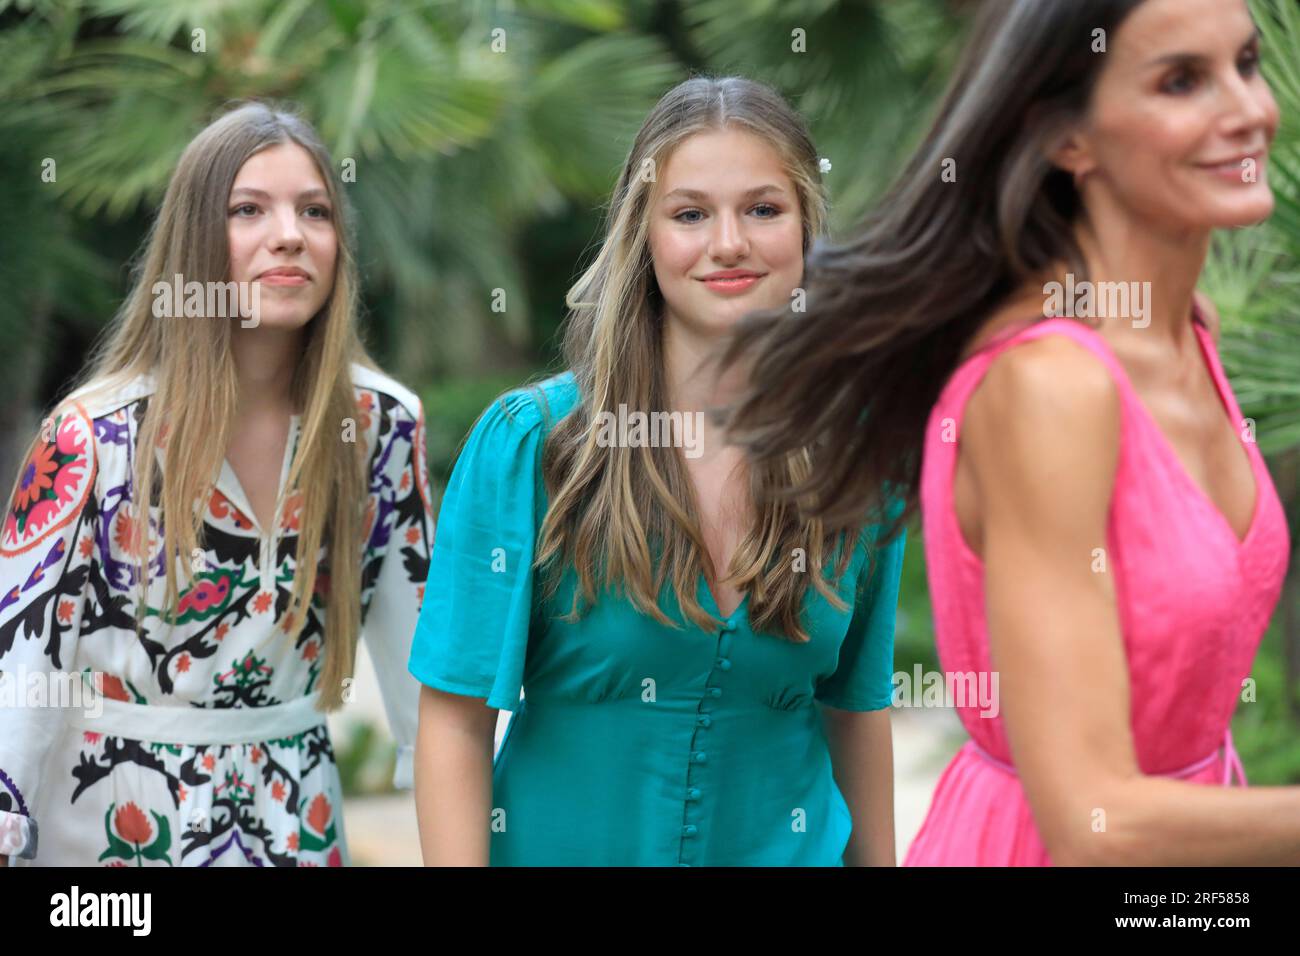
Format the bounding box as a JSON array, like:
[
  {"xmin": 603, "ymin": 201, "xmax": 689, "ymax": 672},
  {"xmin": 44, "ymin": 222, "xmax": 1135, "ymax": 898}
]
[{"xmin": 407, "ymin": 76, "xmax": 906, "ymax": 867}]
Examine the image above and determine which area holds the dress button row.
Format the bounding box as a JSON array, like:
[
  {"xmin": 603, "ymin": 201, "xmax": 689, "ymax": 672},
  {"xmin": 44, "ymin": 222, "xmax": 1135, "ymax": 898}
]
[
  {"xmin": 707, "ymin": 687, "xmax": 722, "ymax": 699},
  {"xmin": 686, "ymin": 787, "xmax": 701, "ymax": 801},
  {"xmin": 682, "ymin": 824, "xmax": 698, "ymax": 837},
  {"xmin": 714, "ymin": 657, "xmax": 731, "ymax": 672},
  {"xmin": 691, "ymin": 750, "xmax": 708, "ymax": 764},
  {"xmin": 696, "ymin": 714, "xmax": 712, "ymax": 728}
]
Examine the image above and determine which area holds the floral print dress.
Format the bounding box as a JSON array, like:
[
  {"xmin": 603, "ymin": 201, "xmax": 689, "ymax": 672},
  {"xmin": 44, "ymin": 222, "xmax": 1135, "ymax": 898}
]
[{"xmin": 0, "ymin": 365, "xmax": 433, "ymax": 866}]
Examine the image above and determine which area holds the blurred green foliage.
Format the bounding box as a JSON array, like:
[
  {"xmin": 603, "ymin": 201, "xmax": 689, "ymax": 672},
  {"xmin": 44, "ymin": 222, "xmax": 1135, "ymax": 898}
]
[{"xmin": 1235, "ymin": 623, "xmax": 1300, "ymax": 784}]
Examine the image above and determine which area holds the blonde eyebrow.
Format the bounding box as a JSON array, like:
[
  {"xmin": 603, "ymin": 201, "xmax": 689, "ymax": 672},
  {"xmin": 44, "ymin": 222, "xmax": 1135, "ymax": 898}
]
[{"xmin": 661, "ymin": 184, "xmax": 787, "ymax": 203}]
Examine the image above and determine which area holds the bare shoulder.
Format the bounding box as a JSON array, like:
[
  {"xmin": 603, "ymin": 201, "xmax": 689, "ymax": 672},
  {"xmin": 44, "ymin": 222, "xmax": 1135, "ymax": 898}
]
[
  {"xmin": 968, "ymin": 332, "xmax": 1119, "ymax": 437},
  {"xmin": 1193, "ymin": 290, "xmax": 1222, "ymax": 344},
  {"xmin": 963, "ymin": 331, "xmax": 1121, "ymax": 525}
]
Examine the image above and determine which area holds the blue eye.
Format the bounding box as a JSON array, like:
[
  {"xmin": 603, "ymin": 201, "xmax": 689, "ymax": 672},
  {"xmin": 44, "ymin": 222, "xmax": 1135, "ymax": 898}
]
[
  {"xmin": 303, "ymin": 205, "xmax": 332, "ymax": 220},
  {"xmin": 751, "ymin": 203, "xmax": 780, "ymax": 218},
  {"xmin": 674, "ymin": 209, "xmax": 704, "ymax": 224},
  {"xmin": 1162, "ymin": 69, "xmax": 1196, "ymax": 95}
]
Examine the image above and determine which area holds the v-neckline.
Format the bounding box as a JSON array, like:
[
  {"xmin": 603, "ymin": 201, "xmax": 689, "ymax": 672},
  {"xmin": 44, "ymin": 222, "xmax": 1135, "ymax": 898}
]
[
  {"xmin": 1094, "ymin": 318, "xmax": 1262, "ymax": 548},
  {"xmin": 214, "ymin": 414, "xmax": 301, "ymax": 537},
  {"xmin": 698, "ymin": 574, "xmax": 749, "ymax": 625}
]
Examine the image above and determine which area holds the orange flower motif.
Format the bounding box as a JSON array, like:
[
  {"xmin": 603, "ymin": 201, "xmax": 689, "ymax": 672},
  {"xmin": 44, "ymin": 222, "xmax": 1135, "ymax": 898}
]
[
  {"xmin": 57, "ymin": 599, "xmax": 75, "ymax": 623},
  {"xmin": 250, "ymin": 746, "xmax": 263, "ymax": 764},
  {"xmin": 405, "ymin": 526, "xmax": 420, "ymax": 545},
  {"xmin": 114, "ymin": 802, "xmax": 152, "ymax": 844},
  {"xmin": 113, "ymin": 508, "xmax": 154, "ymax": 557},
  {"xmin": 271, "ymin": 780, "xmax": 286, "ymax": 803},
  {"xmin": 253, "ymin": 591, "xmax": 273, "ymax": 614},
  {"xmin": 202, "ymin": 753, "xmax": 216, "ymax": 772},
  {"xmin": 287, "ymin": 832, "xmax": 299, "ymax": 852},
  {"xmin": 208, "ymin": 489, "xmax": 252, "ymax": 530},
  {"xmin": 14, "ymin": 442, "xmax": 57, "ymax": 512},
  {"xmin": 306, "ymin": 793, "xmax": 331, "ymax": 835},
  {"xmin": 112, "ymin": 510, "xmax": 137, "ymax": 554},
  {"xmin": 176, "ymin": 653, "xmax": 191, "ymax": 674},
  {"xmin": 216, "ymin": 622, "xmax": 230, "ymax": 641},
  {"xmin": 100, "ymin": 674, "xmax": 130, "ymax": 702},
  {"xmin": 280, "ymin": 491, "xmax": 303, "ymax": 532},
  {"xmin": 302, "ymin": 641, "xmax": 319, "ymax": 662},
  {"xmin": 399, "ymin": 471, "xmax": 411, "ymax": 492},
  {"xmin": 78, "ymin": 535, "xmax": 94, "ymax": 559},
  {"xmin": 356, "ymin": 391, "xmax": 374, "ymax": 432},
  {"xmin": 178, "ymin": 785, "xmax": 187, "ymax": 802}
]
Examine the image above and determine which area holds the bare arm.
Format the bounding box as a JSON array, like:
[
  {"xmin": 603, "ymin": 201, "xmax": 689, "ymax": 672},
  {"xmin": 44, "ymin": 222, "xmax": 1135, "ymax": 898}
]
[
  {"xmin": 966, "ymin": 334, "xmax": 1300, "ymax": 865},
  {"xmin": 413, "ymin": 684, "xmax": 499, "ymax": 866},
  {"xmin": 823, "ymin": 706, "xmax": 896, "ymax": 866}
]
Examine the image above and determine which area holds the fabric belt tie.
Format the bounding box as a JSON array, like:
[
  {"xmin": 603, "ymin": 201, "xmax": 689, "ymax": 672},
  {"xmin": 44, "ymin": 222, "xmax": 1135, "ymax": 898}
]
[
  {"xmin": 967, "ymin": 729, "xmax": 1246, "ymax": 786},
  {"xmin": 64, "ymin": 691, "xmax": 327, "ymax": 746}
]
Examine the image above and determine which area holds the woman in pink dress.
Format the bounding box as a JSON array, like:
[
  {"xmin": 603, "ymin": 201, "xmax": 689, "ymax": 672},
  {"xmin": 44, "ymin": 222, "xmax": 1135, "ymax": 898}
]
[{"xmin": 720, "ymin": 0, "xmax": 1298, "ymax": 864}]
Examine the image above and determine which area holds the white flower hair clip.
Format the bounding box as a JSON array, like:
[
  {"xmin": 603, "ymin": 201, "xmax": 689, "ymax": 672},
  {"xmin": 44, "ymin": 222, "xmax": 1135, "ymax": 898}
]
[{"xmin": 818, "ymin": 157, "xmax": 832, "ymax": 174}]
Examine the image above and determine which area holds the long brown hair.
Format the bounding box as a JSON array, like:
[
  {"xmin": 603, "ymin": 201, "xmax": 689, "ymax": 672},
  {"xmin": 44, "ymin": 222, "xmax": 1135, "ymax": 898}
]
[
  {"xmin": 536, "ymin": 76, "xmax": 860, "ymax": 643},
  {"xmin": 719, "ymin": 0, "xmax": 1149, "ymax": 536},
  {"xmin": 9, "ymin": 101, "xmax": 378, "ymax": 710}
]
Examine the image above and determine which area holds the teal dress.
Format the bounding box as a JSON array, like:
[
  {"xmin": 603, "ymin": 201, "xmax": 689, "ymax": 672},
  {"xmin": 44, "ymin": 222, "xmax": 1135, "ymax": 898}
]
[{"xmin": 407, "ymin": 372, "xmax": 906, "ymax": 866}]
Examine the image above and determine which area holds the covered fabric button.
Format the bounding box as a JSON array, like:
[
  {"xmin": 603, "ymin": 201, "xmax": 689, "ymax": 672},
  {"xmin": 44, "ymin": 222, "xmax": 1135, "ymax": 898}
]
[
  {"xmin": 715, "ymin": 658, "xmax": 731, "ymax": 671},
  {"xmin": 707, "ymin": 687, "xmax": 722, "ymax": 698},
  {"xmin": 692, "ymin": 750, "xmax": 708, "ymax": 763},
  {"xmin": 686, "ymin": 787, "xmax": 702, "ymax": 800},
  {"xmin": 696, "ymin": 714, "xmax": 712, "ymax": 727},
  {"xmin": 682, "ymin": 825, "xmax": 698, "ymax": 837},
  {"xmin": 724, "ymin": 620, "xmax": 737, "ymax": 632}
]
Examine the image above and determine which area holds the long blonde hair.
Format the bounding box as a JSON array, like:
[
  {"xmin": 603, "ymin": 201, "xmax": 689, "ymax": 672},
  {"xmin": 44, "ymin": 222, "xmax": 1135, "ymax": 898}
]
[
  {"xmin": 11, "ymin": 102, "xmax": 376, "ymax": 710},
  {"xmin": 536, "ymin": 76, "xmax": 859, "ymax": 642}
]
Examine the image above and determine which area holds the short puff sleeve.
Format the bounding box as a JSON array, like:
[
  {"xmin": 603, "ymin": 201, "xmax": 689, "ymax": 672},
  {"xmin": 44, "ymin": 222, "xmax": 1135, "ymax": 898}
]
[
  {"xmin": 814, "ymin": 498, "xmax": 907, "ymax": 712},
  {"xmin": 407, "ymin": 388, "xmax": 551, "ymax": 713}
]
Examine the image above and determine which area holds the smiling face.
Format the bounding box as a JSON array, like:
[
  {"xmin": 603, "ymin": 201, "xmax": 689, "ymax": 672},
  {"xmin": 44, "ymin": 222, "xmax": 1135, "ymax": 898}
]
[
  {"xmin": 648, "ymin": 126, "xmax": 806, "ymax": 340},
  {"xmin": 1058, "ymin": 0, "xmax": 1279, "ymax": 232},
  {"xmin": 226, "ymin": 142, "xmax": 338, "ymax": 330}
]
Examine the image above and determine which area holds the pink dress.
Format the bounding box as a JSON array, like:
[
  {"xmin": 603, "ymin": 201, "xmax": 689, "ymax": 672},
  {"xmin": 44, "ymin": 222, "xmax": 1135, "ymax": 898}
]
[{"xmin": 904, "ymin": 314, "xmax": 1291, "ymax": 866}]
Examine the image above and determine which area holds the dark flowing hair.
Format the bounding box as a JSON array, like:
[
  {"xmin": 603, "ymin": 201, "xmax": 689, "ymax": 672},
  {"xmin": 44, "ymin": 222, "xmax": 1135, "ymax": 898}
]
[{"xmin": 719, "ymin": 0, "xmax": 1149, "ymax": 540}]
